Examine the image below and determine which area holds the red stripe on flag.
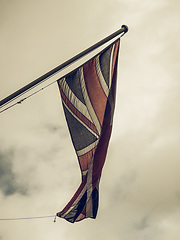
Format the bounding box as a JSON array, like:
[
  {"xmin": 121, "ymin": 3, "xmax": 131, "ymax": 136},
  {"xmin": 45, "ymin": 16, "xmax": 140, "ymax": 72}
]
[
  {"xmin": 59, "ymin": 86, "xmax": 99, "ymax": 136},
  {"xmin": 92, "ymin": 103, "xmax": 112, "ymax": 188},
  {"xmin": 83, "ymin": 59, "xmax": 107, "ymax": 127},
  {"xmin": 78, "ymin": 146, "xmax": 97, "ymax": 171},
  {"xmin": 58, "ymin": 174, "xmax": 87, "ymax": 216},
  {"xmin": 111, "ymin": 40, "xmax": 120, "ymax": 82}
]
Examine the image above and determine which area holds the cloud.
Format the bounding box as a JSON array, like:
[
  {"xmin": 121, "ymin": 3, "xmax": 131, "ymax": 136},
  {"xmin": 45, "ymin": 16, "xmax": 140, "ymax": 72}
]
[
  {"xmin": 0, "ymin": 0, "xmax": 180, "ymax": 240},
  {"xmin": 0, "ymin": 149, "xmax": 27, "ymax": 196}
]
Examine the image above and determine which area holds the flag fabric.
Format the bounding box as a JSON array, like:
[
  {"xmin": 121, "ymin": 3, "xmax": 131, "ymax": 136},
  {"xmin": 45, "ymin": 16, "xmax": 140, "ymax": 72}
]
[{"xmin": 57, "ymin": 38, "xmax": 120, "ymax": 223}]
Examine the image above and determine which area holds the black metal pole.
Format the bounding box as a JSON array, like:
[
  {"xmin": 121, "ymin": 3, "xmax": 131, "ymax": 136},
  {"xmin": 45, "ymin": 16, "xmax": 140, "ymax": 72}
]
[{"xmin": 0, "ymin": 25, "xmax": 128, "ymax": 108}]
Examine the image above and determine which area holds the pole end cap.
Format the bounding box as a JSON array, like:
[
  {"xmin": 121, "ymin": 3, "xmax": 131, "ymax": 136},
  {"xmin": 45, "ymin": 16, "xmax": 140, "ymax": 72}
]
[{"xmin": 121, "ymin": 25, "xmax": 129, "ymax": 33}]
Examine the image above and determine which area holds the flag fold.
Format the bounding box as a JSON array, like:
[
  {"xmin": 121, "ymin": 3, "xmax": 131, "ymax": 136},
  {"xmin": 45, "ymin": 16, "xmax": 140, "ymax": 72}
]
[{"xmin": 57, "ymin": 39, "xmax": 120, "ymax": 223}]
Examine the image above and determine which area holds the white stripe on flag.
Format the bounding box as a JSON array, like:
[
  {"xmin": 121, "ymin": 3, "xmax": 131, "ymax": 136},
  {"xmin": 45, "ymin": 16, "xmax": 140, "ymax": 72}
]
[
  {"xmin": 62, "ymin": 99, "xmax": 99, "ymax": 139},
  {"xmin": 95, "ymin": 56, "xmax": 109, "ymax": 97},
  {"xmin": 59, "ymin": 78, "xmax": 93, "ymax": 123},
  {"xmin": 76, "ymin": 139, "xmax": 99, "ymax": 156},
  {"xmin": 79, "ymin": 67, "xmax": 101, "ymax": 135}
]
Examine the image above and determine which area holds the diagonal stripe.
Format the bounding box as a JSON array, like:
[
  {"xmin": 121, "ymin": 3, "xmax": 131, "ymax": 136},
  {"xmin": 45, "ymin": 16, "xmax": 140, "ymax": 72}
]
[
  {"xmin": 83, "ymin": 59, "xmax": 108, "ymax": 127},
  {"xmin": 86, "ymin": 160, "xmax": 93, "ymax": 217},
  {"xmin": 61, "ymin": 153, "xmax": 95, "ymax": 219},
  {"xmin": 76, "ymin": 139, "xmax": 99, "ymax": 156},
  {"xmin": 61, "ymin": 182, "xmax": 87, "ymax": 218},
  {"xmin": 60, "ymin": 87, "xmax": 99, "ymax": 136},
  {"xmin": 109, "ymin": 44, "xmax": 115, "ymax": 89},
  {"xmin": 95, "ymin": 56, "xmax": 109, "ymax": 97},
  {"xmin": 60, "ymin": 78, "xmax": 93, "ymax": 123},
  {"xmin": 79, "ymin": 67, "xmax": 102, "ymax": 135},
  {"xmin": 62, "ymin": 99, "xmax": 99, "ymax": 139},
  {"xmin": 78, "ymin": 147, "xmax": 97, "ymax": 172},
  {"xmin": 109, "ymin": 40, "xmax": 120, "ymax": 125}
]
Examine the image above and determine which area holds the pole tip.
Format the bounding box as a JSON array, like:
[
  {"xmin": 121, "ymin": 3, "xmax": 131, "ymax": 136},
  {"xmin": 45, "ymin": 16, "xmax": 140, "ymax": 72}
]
[{"xmin": 121, "ymin": 25, "xmax": 128, "ymax": 33}]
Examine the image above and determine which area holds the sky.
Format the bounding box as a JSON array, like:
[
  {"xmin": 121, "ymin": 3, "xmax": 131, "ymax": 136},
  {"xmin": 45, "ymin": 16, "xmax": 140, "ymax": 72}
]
[{"xmin": 0, "ymin": 0, "xmax": 180, "ymax": 239}]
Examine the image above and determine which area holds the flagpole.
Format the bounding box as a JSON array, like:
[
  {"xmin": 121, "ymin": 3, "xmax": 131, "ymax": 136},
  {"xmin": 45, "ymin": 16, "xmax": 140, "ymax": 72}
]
[{"xmin": 0, "ymin": 25, "xmax": 128, "ymax": 108}]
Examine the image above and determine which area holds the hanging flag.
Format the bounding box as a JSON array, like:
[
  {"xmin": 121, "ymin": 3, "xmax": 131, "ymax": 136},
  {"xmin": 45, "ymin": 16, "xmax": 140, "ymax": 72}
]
[{"xmin": 56, "ymin": 38, "xmax": 120, "ymax": 223}]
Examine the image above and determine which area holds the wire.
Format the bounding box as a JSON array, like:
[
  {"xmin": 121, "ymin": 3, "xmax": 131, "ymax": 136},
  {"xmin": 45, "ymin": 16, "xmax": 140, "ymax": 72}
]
[
  {"xmin": 0, "ymin": 215, "xmax": 57, "ymax": 222},
  {"xmin": 0, "ymin": 34, "xmax": 124, "ymax": 115},
  {"xmin": 0, "ymin": 80, "xmax": 57, "ymax": 114}
]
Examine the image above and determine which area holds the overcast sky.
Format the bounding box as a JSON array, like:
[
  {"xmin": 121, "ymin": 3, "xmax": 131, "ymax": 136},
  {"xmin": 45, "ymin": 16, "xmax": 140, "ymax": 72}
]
[{"xmin": 0, "ymin": 0, "xmax": 180, "ymax": 239}]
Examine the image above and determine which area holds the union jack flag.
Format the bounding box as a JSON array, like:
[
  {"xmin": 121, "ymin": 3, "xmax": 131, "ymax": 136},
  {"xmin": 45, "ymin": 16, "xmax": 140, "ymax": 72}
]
[{"xmin": 57, "ymin": 38, "xmax": 120, "ymax": 223}]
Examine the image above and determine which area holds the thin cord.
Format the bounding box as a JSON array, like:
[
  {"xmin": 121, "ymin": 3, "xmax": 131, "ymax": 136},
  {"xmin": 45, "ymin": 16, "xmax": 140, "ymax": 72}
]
[
  {"xmin": 0, "ymin": 215, "xmax": 57, "ymax": 222},
  {"xmin": 0, "ymin": 62, "xmax": 68, "ymax": 110},
  {"xmin": 0, "ymin": 80, "xmax": 57, "ymax": 114},
  {"xmin": 0, "ymin": 34, "xmax": 124, "ymax": 115},
  {"xmin": 0, "ymin": 34, "xmax": 124, "ymax": 112}
]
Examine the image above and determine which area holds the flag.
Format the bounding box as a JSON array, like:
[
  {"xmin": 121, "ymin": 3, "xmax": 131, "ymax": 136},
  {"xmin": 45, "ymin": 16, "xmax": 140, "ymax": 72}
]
[{"xmin": 57, "ymin": 38, "xmax": 120, "ymax": 223}]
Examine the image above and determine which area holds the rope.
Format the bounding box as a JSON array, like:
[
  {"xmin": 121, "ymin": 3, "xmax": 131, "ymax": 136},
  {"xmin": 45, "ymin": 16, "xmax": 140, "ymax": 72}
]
[
  {"xmin": 0, "ymin": 215, "xmax": 57, "ymax": 222},
  {"xmin": 0, "ymin": 80, "xmax": 57, "ymax": 114}
]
